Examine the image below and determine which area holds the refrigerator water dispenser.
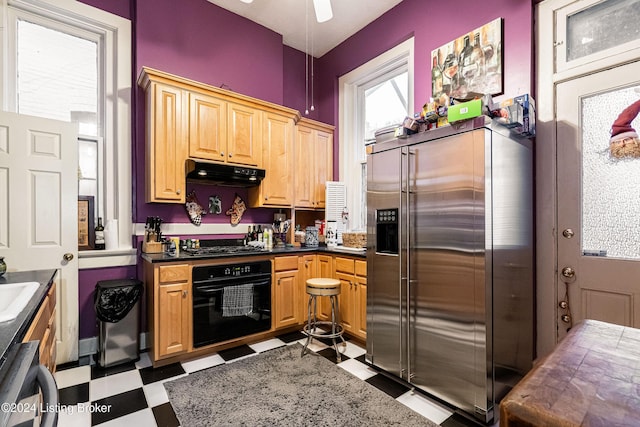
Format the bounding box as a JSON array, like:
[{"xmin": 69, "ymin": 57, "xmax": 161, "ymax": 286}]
[{"xmin": 375, "ymin": 208, "xmax": 398, "ymax": 254}]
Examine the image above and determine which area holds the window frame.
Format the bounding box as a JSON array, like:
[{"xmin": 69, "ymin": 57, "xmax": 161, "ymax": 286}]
[
  {"xmin": 0, "ymin": 0, "xmax": 134, "ymax": 268},
  {"xmin": 338, "ymin": 38, "xmax": 414, "ymax": 230}
]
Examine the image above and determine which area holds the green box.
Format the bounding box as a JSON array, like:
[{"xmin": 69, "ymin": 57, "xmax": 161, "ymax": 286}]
[{"xmin": 447, "ymin": 99, "xmax": 482, "ymax": 123}]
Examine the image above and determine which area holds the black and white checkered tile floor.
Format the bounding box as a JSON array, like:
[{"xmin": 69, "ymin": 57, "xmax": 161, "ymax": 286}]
[{"xmin": 55, "ymin": 331, "xmax": 485, "ymax": 426}]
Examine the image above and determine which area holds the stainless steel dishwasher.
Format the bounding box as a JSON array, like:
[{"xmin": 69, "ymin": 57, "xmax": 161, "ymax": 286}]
[{"xmin": 0, "ymin": 341, "xmax": 58, "ymax": 427}]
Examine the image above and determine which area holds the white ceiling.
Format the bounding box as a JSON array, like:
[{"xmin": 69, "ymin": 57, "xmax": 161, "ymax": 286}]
[{"xmin": 206, "ymin": 0, "xmax": 404, "ymax": 57}]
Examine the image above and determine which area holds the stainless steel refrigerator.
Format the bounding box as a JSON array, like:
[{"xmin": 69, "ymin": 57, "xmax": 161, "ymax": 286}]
[{"xmin": 366, "ymin": 116, "xmax": 533, "ymax": 424}]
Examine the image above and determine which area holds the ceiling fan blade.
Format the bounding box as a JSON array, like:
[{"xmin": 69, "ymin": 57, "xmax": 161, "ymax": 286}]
[{"xmin": 313, "ymin": 0, "xmax": 333, "ymax": 23}]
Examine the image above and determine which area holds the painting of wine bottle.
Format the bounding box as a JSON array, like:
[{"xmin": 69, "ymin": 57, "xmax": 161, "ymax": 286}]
[{"xmin": 431, "ymin": 17, "xmax": 503, "ymax": 100}]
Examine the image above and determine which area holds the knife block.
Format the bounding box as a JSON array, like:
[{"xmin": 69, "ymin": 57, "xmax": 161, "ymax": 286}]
[
  {"xmin": 142, "ymin": 232, "xmax": 164, "ymax": 253},
  {"xmin": 142, "ymin": 241, "xmax": 163, "ymax": 254}
]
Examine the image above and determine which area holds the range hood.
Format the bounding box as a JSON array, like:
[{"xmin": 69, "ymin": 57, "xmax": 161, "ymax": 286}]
[{"xmin": 185, "ymin": 159, "xmax": 265, "ymax": 187}]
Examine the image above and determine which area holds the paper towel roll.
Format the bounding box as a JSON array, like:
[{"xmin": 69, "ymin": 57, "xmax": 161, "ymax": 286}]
[{"xmin": 104, "ymin": 219, "xmax": 119, "ymax": 250}]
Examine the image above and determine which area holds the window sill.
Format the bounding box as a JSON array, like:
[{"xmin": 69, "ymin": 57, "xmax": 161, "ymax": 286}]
[{"xmin": 78, "ymin": 248, "xmax": 137, "ymax": 269}]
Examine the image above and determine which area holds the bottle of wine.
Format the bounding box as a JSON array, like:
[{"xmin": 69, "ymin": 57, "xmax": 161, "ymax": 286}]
[
  {"xmin": 95, "ymin": 217, "xmax": 105, "ymax": 250},
  {"xmin": 458, "ymin": 35, "xmax": 473, "ymax": 91},
  {"xmin": 432, "ymin": 54, "xmax": 443, "ymax": 97},
  {"xmin": 257, "ymin": 225, "xmax": 263, "ymax": 242}
]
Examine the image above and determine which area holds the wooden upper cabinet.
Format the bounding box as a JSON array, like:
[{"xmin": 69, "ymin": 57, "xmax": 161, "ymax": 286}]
[
  {"xmin": 294, "ymin": 125, "xmax": 314, "ymax": 207},
  {"xmin": 143, "ymin": 81, "xmax": 188, "ymax": 203},
  {"xmin": 314, "ymin": 128, "xmax": 333, "ymax": 208},
  {"xmin": 294, "ymin": 118, "xmax": 334, "ymax": 209},
  {"xmin": 138, "ymin": 67, "xmax": 302, "ymax": 204},
  {"xmin": 227, "ymin": 102, "xmax": 262, "ymax": 167},
  {"xmin": 189, "ymin": 91, "xmax": 227, "ymax": 161},
  {"xmin": 249, "ymin": 112, "xmax": 295, "ymax": 207}
]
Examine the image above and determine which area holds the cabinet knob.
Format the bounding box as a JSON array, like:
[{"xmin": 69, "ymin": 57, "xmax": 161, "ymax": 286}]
[
  {"xmin": 265, "ymin": 196, "xmax": 269, "ymax": 201},
  {"xmin": 182, "ymin": 290, "xmax": 188, "ymax": 298},
  {"xmin": 176, "ymin": 189, "xmax": 181, "ymax": 195},
  {"xmin": 63, "ymin": 253, "xmax": 74, "ymax": 261},
  {"xmin": 229, "ymin": 153, "xmax": 233, "ymax": 157},
  {"xmin": 220, "ymin": 152, "xmax": 224, "ymax": 156}
]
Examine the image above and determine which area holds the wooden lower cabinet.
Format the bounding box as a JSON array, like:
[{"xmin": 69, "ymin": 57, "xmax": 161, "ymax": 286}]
[
  {"xmin": 146, "ymin": 263, "xmax": 191, "ymax": 362},
  {"xmin": 335, "ymin": 257, "xmax": 367, "ymax": 340},
  {"xmin": 294, "ymin": 254, "xmax": 366, "ymax": 340},
  {"xmin": 142, "ymin": 253, "xmax": 365, "ymax": 366},
  {"xmin": 23, "ymin": 282, "xmax": 57, "ymax": 373},
  {"xmin": 157, "ymin": 282, "xmax": 190, "ymax": 358},
  {"xmin": 298, "ymin": 255, "xmax": 316, "ymax": 324},
  {"xmin": 273, "ymin": 256, "xmax": 302, "ymax": 329}
]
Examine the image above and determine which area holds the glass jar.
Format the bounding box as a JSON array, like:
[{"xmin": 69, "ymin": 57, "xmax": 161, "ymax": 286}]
[
  {"xmin": 0, "ymin": 256, "xmax": 5, "ymax": 277},
  {"xmin": 305, "ymin": 226, "xmax": 319, "ymax": 248}
]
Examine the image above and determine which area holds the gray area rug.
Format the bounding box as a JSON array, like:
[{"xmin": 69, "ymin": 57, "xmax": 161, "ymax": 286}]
[{"xmin": 164, "ymin": 343, "xmax": 437, "ymax": 426}]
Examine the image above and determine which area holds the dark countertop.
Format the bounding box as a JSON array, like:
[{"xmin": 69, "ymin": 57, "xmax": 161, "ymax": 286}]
[
  {"xmin": 0, "ymin": 270, "xmax": 57, "ymax": 371},
  {"xmin": 141, "ymin": 245, "xmax": 367, "ymax": 263}
]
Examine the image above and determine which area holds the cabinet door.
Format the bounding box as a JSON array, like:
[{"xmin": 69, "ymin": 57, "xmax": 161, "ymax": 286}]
[
  {"xmin": 317, "ymin": 255, "xmax": 333, "ymax": 278},
  {"xmin": 189, "ymin": 92, "xmax": 227, "ymax": 161},
  {"xmin": 257, "ymin": 112, "xmax": 294, "ymax": 206},
  {"xmin": 299, "ymin": 255, "xmax": 316, "ymax": 323},
  {"xmin": 336, "ymin": 272, "xmax": 354, "ymax": 333},
  {"xmin": 355, "ymin": 276, "xmax": 367, "ymax": 339},
  {"xmin": 147, "ymin": 83, "xmax": 187, "ymax": 203},
  {"xmin": 227, "ymin": 102, "xmax": 261, "ymax": 166},
  {"xmin": 274, "ymin": 270, "xmax": 300, "ymax": 329},
  {"xmin": 314, "ymin": 129, "xmax": 333, "ymax": 209},
  {"xmin": 294, "ymin": 126, "xmax": 314, "ymax": 208},
  {"xmin": 316, "ymin": 255, "xmax": 334, "ymax": 321},
  {"xmin": 157, "ymin": 282, "xmax": 189, "ymax": 358}
]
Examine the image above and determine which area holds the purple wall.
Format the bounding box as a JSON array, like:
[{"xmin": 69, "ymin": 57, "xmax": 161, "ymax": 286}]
[
  {"xmin": 133, "ymin": 0, "xmax": 296, "ymax": 224},
  {"xmin": 75, "ymin": 0, "xmax": 534, "ymax": 340},
  {"xmin": 79, "ymin": 0, "xmax": 131, "ymax": 19},
  {"xmin": 79, "ymin": 266, "xmax": 138, "ymax": 339},
  {"xmin": 283, "ymin": 45, "xmax": 322, "ymax": 122},
  {"xmin": 315, "ymin": 0, "xmax": 533, "ymax": 178}
]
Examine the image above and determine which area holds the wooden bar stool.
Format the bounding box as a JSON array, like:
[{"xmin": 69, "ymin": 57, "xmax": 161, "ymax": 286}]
[{"xmin": 301, "ymin": 278, "xmax": 346, "ymax": 361}]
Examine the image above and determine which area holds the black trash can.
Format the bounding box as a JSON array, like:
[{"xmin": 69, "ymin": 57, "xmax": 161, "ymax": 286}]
[{"xmin": 94, "ymin": 279, "xmax": 143, "ymax": 368}]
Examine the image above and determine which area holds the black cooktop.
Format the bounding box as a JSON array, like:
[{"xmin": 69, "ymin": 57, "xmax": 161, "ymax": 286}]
[{"xmin": 183, "ymin": 239, "xmax": 266, "ymax": 256}]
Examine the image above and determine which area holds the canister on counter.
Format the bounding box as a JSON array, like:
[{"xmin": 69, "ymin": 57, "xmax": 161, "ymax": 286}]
[{"xmin": 305, "ymin": 226, "xmax": 319, "ymax": 247}]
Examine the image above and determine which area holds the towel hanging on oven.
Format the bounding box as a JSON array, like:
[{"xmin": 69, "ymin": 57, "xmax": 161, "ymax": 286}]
[{"xmin": 222, "ymin": 283, "xmax": 254, "ymax": 317}]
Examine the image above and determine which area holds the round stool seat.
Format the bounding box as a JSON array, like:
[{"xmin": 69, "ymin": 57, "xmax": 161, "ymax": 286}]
[
  {"xmin": 301, "ymin": 278, "xmax": 345, "ymax": 361},
  {"xmin": 306, "ymin": 278, "xmax": 340, "ymax": 296}
]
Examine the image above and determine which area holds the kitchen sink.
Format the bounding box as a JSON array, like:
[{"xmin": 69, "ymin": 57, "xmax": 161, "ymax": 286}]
[{"xmin": 0, "ymin": 282, "xmax": 40, "ymax": 323}]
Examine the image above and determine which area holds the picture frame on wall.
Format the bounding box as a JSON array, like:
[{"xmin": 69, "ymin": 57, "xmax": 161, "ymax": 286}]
[
  {"xmin": 78, "ymin": 196, "xmax": 95, "ymax": 250},
  {"xmin": 431, "ymin": 17, "xmax": 503, "ymax": 100}
]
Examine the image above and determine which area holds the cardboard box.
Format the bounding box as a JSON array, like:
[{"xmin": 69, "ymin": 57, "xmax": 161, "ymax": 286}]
[
  {"xmin": 447, "ymin": 99, "xmax": 483, "ymax": 123},
  {"xmin": 492, "ymin": 94, "xmax": 536, "ymax": 137}
]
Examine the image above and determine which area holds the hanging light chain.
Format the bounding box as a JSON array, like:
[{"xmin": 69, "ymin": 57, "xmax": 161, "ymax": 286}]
[{"xmin": 304, "ymin": 0, "xmax": 309, "ymax": 115}]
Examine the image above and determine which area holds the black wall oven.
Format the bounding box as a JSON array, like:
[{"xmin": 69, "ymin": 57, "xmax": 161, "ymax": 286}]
[{"xmin": 192, "ymin": 260, "xmax": 271, "ymax": 348}]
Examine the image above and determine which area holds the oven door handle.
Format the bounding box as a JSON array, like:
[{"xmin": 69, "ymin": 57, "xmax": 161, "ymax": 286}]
[
  {"xmin": 37, "ymin": 364, "xmax": 58, "ymax": 427},
  {"xmin": 194, "ymin": 279, "xmax": 271, "ymax": 296}
]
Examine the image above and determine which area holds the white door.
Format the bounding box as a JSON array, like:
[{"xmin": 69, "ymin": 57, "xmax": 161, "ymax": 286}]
[
  {"xmin": 0, "ymin": 111, "xmax": 79, "ymax": 364},
  {"xmin": 556, "ymin": 61, "xmax": 640, "ymax": 341}
]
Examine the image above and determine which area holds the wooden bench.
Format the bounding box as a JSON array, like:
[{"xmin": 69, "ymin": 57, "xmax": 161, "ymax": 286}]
[{"xmin": 500, "ymin": 319, "xmax": 640, "ymax": 426}]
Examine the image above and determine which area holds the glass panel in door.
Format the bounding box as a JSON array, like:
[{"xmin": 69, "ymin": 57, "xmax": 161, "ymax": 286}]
[
  {"xmin": 555, "ymin": 0, "xmax": 640, "ymax": 73},
  {"xmin": 556, "ymin": 61, "xmax": 640, "ymax": 341},
  {"xmin": 582, "ymin": 87, "xmax": 640, "ymax": 259}
]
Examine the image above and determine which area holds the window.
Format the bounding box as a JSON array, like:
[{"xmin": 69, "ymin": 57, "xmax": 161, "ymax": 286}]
[
  {"xmin": 339, "ymin": 38, "xmax": 414, "ymax": 230},
  {"xmin": 1, "ymin": 0, "xmax": 133, "ymax": 267}
]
